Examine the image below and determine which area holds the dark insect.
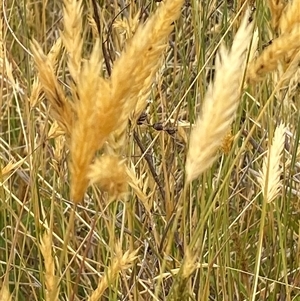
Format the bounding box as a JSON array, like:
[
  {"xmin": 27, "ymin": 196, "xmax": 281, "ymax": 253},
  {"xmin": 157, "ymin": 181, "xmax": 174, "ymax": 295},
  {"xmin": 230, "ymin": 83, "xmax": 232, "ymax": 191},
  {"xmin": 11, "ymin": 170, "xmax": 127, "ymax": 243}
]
[{"xmin": 137, "ymin": 112, "xmax": 148, "ymax": 125}]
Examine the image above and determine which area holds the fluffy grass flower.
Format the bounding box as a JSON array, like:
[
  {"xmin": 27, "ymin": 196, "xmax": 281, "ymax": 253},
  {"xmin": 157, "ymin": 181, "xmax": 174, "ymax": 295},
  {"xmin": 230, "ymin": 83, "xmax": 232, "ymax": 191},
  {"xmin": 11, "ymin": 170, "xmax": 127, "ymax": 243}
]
[{"xmin": 186, "ymin": 10, "xmax": 254, "ymax": 183}]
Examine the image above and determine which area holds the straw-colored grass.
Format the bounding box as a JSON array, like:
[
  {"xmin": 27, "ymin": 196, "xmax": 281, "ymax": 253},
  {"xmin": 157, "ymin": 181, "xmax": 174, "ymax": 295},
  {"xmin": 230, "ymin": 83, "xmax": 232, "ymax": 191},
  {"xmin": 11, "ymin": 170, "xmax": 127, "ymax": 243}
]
[
  {"xmin": 266, "ymin": 0, "xmax": 286, "ymax": 31},
  {"xmin": 69, "ymin": 41, "xmax": 113, "ymax": 203},
  {"xmin": 278, "ymin": 0, "xmax": 300, "ymax": 34},
  {"xmin": 87, "ymin": 155, "xmax": 128, "ymax": 199},
  {"xmin": 110, "ymin": 0, "xmax": 184, "ymax": 123},
  {"xmin": 40, "ymin": 230, "xmax": 59, "ymax": 301},
  {"xmin": 247, "ymin": 27, "xmax": 300, "ymax": 82},
  {"xmin": 258, "ymin": 123, "xmax": 286, "ymax": 203},
  {"xmin": 248, "ymin": 0, "xmax": 300, "ymax": 83},
  {"xmin": 88, "ymin": 243, "xmax": 138, "ymax": 301},
  {"xmin": 31, "ymin": 40, "xmax": 73, "ymax": 135},
  {"xmin": 61, "ymin": 0, "xmax": 83, "ymax": 83},
  {"xmin": 3, "ymin": 0, "xmax": 300, "ymax": 300},
  {"xmin": 186, "ymin": 10, "xmax": 254, "ymax": 183},
  {"xmin": 0, "ymin": 280, "xmax": 12, "ymax": 301},
  {"xmin": 32, "ymin": 0, "xmax": 185, "ymax": 203}
]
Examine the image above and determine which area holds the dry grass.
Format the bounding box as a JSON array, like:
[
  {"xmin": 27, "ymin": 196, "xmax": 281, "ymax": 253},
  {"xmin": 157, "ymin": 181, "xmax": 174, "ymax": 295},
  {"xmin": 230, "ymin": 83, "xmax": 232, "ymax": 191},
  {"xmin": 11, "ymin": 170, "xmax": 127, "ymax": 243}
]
[
  {"xmin": 61, "ymin": 0, "xmax": 83, "ymax": 83},
  {"xmin": 248, "ymin": 0, "xmax": 300, "ymax": 83},
  {"xmin": 69, "ymin": 41, "xmax": 112, "ymax": 203},
  {"xmin": 31, "ymin": 40, "xmax": 73, "ymax": 135},
  {"xmin": 278, "ymin": 0, "xmax": 300, "ymax": 34},
  {"xmin": 258, "ymin": 123, "xmax": 286, "ymax": 203},
  {"xmin": 0, "ymin": 280, "xmax": 12, "ymax": 301},
  {"xmin": 32, "ymin": 0, "xmax": 185, "ymax": 203},
  {"xmin": 2, "ymin": 0, "xmax": 300, "ymax": 300},
  {"xmin": 87, "ymin": 155, "xmax": 128, "ymax": 199},
  {"xmin": 186, "ymin": 10, "xmax": 254, "ymax": 183},
  {"xmin": 110, "ymin": 0, "xmax": 184, "ymax": 136},
  {"xmin": 88, "ymin": 243, "xmax": 138, "ymax": 301},
  {"xmin": 247, "ymin": 27, "xmax": 300, "ymax": 82},
  {"xmin": 266, "ymin": 0, "xmax": 286, "ymax": 31},
  {"xmin": 40, "ymin": 230, "xmax": 59, "ymax": 301}
]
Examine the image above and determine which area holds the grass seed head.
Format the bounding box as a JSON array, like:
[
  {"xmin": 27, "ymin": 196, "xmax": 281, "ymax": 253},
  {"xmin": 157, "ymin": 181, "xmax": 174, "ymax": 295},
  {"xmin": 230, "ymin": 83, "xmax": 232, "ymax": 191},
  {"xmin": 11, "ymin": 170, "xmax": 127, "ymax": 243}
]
[
  {"xmin": 40, "ymin": 230, "xmax": 60, "ymax": 301},
  {"xmin": 258, "ymin": 123, "xmax": 286, "ymax": 203},
  {"xmin": 278, "ymin": 0, "xmax": 300, "ymax": 34},
  {"xmin": 88, "ymin": 155, "xmax": 128, "ymax": 199},
  {"xmin": 109, "ymin": 0, "xmax": 185, "ymax": 147},
  {"xmin": 31, "ymin": 39, "xmax": 73, "ymax": 135},
  {"xmin": 267, "ymin": 0, "xmax": 286, "ymax": 31},
  {"xmin": 61, "ymin": 0, "xmax": 83, "ymax": 83},
  {"xmin": 88, "ymin": 243, "xmax": 138, "ymax": 301},
  {"xmin": 186, "ymin": 9, "xmax": 254, "ymax": 183},
  {"xmin": 0, "ymin": 280, "xmax": 12, "ymax": 301},
  {"xmin": 247, "ymin": 27, "xmax": 300, "ymax": 83}
]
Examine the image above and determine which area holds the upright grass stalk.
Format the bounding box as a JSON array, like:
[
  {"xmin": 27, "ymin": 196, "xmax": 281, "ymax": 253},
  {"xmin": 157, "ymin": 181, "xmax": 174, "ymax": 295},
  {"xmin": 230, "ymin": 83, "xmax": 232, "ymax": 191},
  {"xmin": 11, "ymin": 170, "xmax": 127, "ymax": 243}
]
[
  {"xmin": 69, "ymin": 41, "xmax": 112, "ymax": 203},
  {"xmin": 6, "ymin": 0, "xmax": 300, "ymax": 299}
]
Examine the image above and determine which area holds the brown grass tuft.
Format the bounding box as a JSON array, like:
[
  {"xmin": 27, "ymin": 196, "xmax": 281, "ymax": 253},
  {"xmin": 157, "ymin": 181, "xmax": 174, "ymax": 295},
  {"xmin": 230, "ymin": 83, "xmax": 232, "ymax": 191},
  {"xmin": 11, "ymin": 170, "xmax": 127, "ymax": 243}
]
[
  {"xmin": 185, "ymin": 11, "xmax": 254, "ymax": 183},
  {"xmin": 258, "ymin": 123, "xmax": 286, "ymax": 203}
]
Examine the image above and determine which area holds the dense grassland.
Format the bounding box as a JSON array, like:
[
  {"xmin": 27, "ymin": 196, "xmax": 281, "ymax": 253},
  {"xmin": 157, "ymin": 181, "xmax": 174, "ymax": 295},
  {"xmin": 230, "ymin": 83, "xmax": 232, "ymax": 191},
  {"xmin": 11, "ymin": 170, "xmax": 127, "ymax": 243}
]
[{"xmin": 1, "ymin": 0, "xmax": 300, "ymax": 300}]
